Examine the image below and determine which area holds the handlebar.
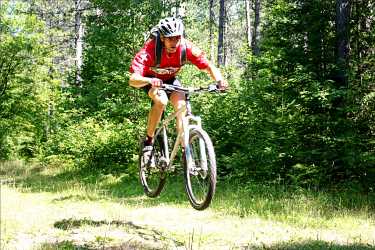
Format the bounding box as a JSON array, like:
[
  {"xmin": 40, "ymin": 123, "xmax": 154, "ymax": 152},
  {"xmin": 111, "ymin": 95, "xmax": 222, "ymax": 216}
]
[{"xmin": 160, "ymin": 83, "xmax": 225, "ymax": 94}]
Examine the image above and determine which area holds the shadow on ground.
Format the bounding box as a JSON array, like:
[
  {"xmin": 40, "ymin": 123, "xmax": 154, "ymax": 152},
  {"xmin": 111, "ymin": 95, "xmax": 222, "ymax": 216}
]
[
  {"xmin": 38, "ymin": 241, "xmax": 163, "ymax": 250},
  {"xmin": 245, "ymin": 240, "xmax": 375, "ymax": 250},
  {"xmin": 37, "ymin": 239, "xmax": 375, "ymax": 250},
  {"xmin": 36, "ymin": 218, "xmax": 184, "ymax": 250}
]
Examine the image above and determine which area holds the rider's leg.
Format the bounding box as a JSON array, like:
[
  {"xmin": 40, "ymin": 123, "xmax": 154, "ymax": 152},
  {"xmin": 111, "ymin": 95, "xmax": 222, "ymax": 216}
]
[
  {"xmin": 146, "ymin": 87, "xmax": 168, "ymax": 143},
  {"xmin": 170, "ymin": 91, "xmax": 186, "ymax": 146}
]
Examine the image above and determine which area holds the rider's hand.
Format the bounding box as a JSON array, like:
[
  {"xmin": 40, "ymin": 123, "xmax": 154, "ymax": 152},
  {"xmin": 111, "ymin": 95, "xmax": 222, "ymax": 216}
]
[
  {"xmin": 217, "ymin": 79, "xmax": 228, "ymax": 90},
  {"xmin": 150, "ymin": 78, "xmax": 163, "ymax": 88}
]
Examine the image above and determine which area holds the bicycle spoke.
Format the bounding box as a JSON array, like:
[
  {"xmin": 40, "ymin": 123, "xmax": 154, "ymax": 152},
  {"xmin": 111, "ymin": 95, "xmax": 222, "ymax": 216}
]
[
  {"xmin": 184, "ymin": 128, "xmax": 216, "ymax": 210},
  {"xmin": 139, "ymin": 134, "xmax": 166, "ymax": 198}
]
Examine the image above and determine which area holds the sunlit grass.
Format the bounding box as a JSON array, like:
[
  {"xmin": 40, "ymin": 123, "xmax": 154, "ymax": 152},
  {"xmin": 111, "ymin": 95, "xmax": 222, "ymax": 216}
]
[
  {"xmin": 1, "ymin": 160, "xmax": 374, "ymax": 249},
  {"xmin": 215, "ymin": 180, "xmax": 374, "ymax": 226}
]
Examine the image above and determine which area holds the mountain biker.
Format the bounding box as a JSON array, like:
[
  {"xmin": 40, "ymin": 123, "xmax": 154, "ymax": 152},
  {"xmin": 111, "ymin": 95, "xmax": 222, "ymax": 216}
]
[{"xmin": 129, "ymin": 17, "xmax": 228, "ymax": 165}]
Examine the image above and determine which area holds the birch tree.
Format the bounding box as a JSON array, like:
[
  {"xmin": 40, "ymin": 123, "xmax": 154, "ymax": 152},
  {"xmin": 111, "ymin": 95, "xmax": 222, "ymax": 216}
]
[
  {"xmin": 75, "ymin": 0, "xmax": 84, "ymax": 86},
  {"xmin": 209, "ymin": 0, "xmax": 215, "ymax": 62},
  {"xmin": 217, "ymin": 0, "xmax": 226, "ymax": 66},
  {"xmin": 245, "ymin": 0, "xmax": 252, "ymax": 49}
]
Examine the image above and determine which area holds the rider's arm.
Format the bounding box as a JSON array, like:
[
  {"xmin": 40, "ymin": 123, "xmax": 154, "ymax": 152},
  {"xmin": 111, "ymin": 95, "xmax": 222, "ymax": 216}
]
[
  {"xmin": 129, "ymin": 73, "xmax": 152, "ymax": 88},
  {"xmin": 203, "ymin": 62, "xmax": 228, "ymax": 89},
  {"xmin": 129, "ymin": 73, "xmax": 162, "ymax": 88},
  {"xmin": 203, "ymin": 62, "xmax": 224, "ymax": 82},
  {"xmin": 185, "ymin": 40, "xmax": 228, "ymax": 89}
]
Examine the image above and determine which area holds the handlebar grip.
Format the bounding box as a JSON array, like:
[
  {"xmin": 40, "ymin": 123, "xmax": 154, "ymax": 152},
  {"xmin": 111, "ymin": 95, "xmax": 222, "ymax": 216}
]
[{"xmin": 208, "ymin": 84, "xmax": 218, "ymax": 92}]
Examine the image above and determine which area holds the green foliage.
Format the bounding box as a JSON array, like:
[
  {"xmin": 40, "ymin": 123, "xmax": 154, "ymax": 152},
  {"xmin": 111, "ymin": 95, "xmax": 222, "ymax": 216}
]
[
  {"xmin": 0, "ymin": 1, "xmax": 59, "ymax": 159},
  {"xmin": 199, "ymin": 0, "xmax": 374, "ymax": 191},
  {"xmin": 39, "ymin": 0, "xmax": 164, "ymax": 170},
  {"xmin": 71, "ymin": 0, "xmax": 164, "ymax": 121},
  {"xmin": 42, "ymin": 117, "xmax": 138, "ymax": 173},
  {"xmin": 204, "ymin": 52, "xmax": 374, "ymax": 190}
]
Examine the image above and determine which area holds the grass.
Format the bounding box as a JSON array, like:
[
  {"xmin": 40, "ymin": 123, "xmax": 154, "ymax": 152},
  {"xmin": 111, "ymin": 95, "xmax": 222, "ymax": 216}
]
[{"xmin": 1, "ymin": 160, "xmax": 374, "ymax": 249}]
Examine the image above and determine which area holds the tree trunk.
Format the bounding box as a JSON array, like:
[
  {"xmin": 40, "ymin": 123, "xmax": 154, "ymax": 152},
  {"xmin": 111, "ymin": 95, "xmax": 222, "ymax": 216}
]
[
  {"xmin": 175, "ymin": 0, "xmax": 186, "ymax": 17},
  {"xmin": 224, "ymin": 6, "xmax": 228, "ymax": 65},
  {"xmin": 209, "ymin": 0, "xmax": 215, "ymax": 62},
  {"xmin": 175, "ymin": 0, "xmax": 180, "ymax": 16},
  {"xmin": 75, "ymin": 0, "xmax": 84, "ymax": 86},
  {"xmin": 252, "ymin": 0, "xmax": 260, "ymax": 56},
  {"xmin": 245, "ymin": 0, "xmax": 252, "ymax": 49},
  {"xmin": 335, "ymin": 0, "xmax": 350, "ymax": 86},
  {"xmin": 217, "ymin": 0, "xmax": 225, "ymax": 66},
  {"xmin": 360, "ymin": 0, "xmax": 374, "ymax": 57}
]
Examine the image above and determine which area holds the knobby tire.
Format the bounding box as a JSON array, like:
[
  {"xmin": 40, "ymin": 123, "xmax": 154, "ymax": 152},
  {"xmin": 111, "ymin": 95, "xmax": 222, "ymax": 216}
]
[
  {"xmin": 139, "ymin": 134, "xmax": 166, "ymax": 198},
  {"xmin": 184, "ymin": 128, "xmax": 217, "ymax": 210}
]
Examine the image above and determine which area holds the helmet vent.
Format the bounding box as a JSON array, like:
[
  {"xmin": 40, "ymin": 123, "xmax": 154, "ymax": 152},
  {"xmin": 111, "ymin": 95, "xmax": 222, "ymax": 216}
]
[{"xmin": 158, "ymin": 17, "xmax": 184, "ymax": 37}]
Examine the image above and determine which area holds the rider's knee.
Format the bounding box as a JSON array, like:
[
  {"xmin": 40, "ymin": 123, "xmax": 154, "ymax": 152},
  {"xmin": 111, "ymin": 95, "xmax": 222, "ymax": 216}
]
[
  {"xmin": 154, "ymin": 99, "xmax": 167, "ymax": 109},
  {"xmin": 154, "ymin": 94, "xmax": 168, "ymax": 108},
  {"xmin": 170, "ymin": 93, "xmax": 185, "ymax": 111},
  {"xmin": 149, "ymin": 88, "xmax": 168, "ymax": 107},
  {"xmin": 157, "ymin": 92, "xmax": 169, "ymax": 106}
]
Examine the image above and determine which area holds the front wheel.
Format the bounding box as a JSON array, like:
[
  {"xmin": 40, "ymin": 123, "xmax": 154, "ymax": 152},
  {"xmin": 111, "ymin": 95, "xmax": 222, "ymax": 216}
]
[{"xmin": 184, "ymin": 128, "xmax": 217, "ymax": 210}]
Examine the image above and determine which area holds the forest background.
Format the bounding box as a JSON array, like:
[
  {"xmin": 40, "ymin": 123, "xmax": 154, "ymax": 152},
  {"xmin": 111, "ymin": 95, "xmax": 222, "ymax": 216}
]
[{"xmin": 1, "ymin": 0, "xmax": 374, "ymax": 192}]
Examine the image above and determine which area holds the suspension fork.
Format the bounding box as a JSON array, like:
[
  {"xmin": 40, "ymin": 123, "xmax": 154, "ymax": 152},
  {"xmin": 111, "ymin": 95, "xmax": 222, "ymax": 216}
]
[{"xmin": 184, "ymin": 115, "xmax": 208, "ymax": 171}]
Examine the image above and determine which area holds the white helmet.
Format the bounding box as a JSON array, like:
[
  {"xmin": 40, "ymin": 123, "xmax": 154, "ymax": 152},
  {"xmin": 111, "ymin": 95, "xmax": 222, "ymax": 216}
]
[{"xmin": 158, "ymin": 17, "xmax": 184, "ymax": 37}]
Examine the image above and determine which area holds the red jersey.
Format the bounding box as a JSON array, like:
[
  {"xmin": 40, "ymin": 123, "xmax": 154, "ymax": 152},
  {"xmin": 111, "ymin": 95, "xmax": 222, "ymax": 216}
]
[{"xmin": 130, "ymin": 38, "xmax": 210, "ymax": 81}]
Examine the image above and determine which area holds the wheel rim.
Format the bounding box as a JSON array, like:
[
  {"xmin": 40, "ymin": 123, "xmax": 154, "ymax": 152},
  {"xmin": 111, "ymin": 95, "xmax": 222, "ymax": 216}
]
[
  {"xmin": 139, "ymin": 136, "xmax": 166, "ymax": 196},
  {"xmin": 140, "ymin": 152, "xmax": 163, "ymax": 192},
  {"xmin": 186, "ymin": 134, "xmax": 212, "ymax": 206}
]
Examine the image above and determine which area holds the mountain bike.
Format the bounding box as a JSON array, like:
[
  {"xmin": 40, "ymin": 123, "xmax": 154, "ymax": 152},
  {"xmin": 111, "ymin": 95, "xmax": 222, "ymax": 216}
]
[{"xmin": 139, "ymin": 83, "xmax": 220, "ymax": 210}]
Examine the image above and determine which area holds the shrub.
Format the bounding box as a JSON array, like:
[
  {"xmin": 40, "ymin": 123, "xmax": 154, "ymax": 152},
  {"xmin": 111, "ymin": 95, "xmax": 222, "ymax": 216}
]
[{"xmin": 42, "ymin": 117, "xmax": 138, "ymax": 174}]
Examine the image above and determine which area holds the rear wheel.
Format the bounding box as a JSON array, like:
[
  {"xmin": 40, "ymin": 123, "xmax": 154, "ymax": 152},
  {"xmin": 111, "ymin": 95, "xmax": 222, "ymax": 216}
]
[
  {"xmin": 184, "ymin": 128, "xmax": 216, "ymax": 210},
  {"xmin": 139, "ymin": 133, "xmax": 166, "ymax": 197}
]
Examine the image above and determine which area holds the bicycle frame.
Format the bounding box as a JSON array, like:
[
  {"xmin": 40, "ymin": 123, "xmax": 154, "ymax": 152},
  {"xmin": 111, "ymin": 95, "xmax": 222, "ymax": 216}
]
[{"xmin": 153, "ymin": 95, "xmax": 207, "ymax": 171}]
